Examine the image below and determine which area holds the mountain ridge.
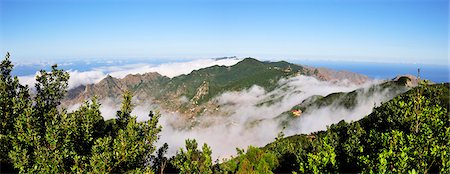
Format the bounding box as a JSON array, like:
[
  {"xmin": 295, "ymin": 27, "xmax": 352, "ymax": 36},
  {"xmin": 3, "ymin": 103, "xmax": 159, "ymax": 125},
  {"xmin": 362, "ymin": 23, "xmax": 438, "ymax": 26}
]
[{"xmin": 63, "ymin": 58, "xmax": 371, "ymax": 117}]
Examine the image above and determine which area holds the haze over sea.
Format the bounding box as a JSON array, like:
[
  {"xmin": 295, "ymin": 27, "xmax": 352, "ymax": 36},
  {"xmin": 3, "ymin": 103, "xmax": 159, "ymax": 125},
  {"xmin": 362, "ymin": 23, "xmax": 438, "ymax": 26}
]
[{"xmin": 12, "ymin": 58, "xmax": 449, "ymax": 84}]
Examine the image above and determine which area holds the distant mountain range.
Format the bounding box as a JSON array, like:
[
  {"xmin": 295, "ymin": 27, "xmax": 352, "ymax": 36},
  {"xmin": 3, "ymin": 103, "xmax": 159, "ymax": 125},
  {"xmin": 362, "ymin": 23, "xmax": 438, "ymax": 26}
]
[{"xmin": 64, "ymin": 58, "xmax": 415, "ymax": 122}]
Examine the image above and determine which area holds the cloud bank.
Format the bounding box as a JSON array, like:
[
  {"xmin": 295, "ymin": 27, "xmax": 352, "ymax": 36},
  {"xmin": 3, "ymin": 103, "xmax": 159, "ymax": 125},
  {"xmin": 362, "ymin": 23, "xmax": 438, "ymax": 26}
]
[{"xmin": 18, "ymin": 58, "xmax": 241, "ymax": 89}]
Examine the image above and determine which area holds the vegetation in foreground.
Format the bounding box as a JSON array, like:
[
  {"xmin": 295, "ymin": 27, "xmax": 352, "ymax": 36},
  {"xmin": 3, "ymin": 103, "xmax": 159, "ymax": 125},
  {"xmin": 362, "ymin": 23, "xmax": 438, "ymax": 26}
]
[{"xmin": 1, "ymin": 53, "xmax": 449, "ymax": 173}]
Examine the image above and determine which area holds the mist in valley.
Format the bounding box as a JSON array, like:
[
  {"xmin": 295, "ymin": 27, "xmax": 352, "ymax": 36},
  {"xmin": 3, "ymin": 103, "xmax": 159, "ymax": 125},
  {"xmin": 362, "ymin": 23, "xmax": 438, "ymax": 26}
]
[{"xmin": 67, "ymin": 73, "xmax": 407, "ymax": 161}]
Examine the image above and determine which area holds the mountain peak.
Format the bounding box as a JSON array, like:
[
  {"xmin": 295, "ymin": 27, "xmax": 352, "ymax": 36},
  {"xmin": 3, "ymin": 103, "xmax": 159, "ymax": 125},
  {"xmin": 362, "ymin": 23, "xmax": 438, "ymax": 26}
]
[
  {"xmin": 232, "ymin": 58, "xmax": 268, "ymax": 69},
  {"xmin": 101, "ymin": 74, "xmax": 118, "ymax": 83},
  {"xmin": 393, "ymin": 74, "xmax": 418, "ymax": 87},
  {"xmin": 239, "ymin": 57, "xmax": 261, "ymax": 64},
  {"xmin": 214, "ymin": 56, "xmax": 238, "ymax": 61}
]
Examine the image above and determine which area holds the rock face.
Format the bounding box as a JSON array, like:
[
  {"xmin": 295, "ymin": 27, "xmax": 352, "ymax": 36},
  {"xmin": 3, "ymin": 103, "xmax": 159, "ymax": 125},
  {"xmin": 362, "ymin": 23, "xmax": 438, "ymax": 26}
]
[
  {"xmin": 191, "ymin": 81, "xmax": 209, "ymax": 105},
  {"xmin": 312, "ymin": 67, "xmax": 369, "ymax": 85},
  {"xmin": 64, "ymin": 72, "xmax": 168, "ymax": 106},
  {"xmin": 393, "ymin": 74, "xmax": 419, "ymax": 87},
  {"xmin": 63, "ymin": 58, "xmax": 371, "ymax": 117}
]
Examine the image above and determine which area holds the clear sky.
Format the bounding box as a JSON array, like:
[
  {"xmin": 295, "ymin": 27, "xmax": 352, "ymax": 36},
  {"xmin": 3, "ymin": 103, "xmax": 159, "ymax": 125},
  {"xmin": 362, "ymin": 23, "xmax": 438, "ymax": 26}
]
[{"xmin": 1, "ymin": 0, "xmax": 448, "ymax": 64}]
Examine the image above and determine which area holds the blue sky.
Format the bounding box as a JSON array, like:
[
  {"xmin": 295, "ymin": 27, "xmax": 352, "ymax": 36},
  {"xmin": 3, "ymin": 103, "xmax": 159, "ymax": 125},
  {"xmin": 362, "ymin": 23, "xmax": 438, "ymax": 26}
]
[{"xmin": 1, "ymin": 0, "xmax": 448, "ymax": 64}]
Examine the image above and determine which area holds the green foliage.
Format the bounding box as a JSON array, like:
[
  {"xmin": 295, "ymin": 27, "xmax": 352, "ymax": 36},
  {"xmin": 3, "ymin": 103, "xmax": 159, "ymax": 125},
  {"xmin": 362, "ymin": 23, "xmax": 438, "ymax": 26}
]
[
  {"xmin": 172, "ymin": 139, "xmax": 213, "ymax": 174},
  {"xmin": 313, "ymin": 69, "xmax": 319, "ymax": 75},
  {"xmin": 87, "ymin": 110, "xmax": 161, "ymax": 173},
  {"xmin": 160, "ymin": 58, "xmax": 305, "ymax": 105},
  {"xmin": 152, "ymin": 143, "xmax": 169, "ymax": 174},
  {"xmin": 0, "ymin": 53, "xmax": 29, "ymax": 169},
  {"xmin": 218, "ymin": 146, "xmax": 278, "ymax": 174},
  {"xmin": 357, "ymin": 82, "xmax": 449, "ymax": 173},
  {"xmin": 1, "ymin": 53, "xmax": 162, "ymax": 173},
  {"xmin": 304, "ymin": 132, "xmax": 338, "ymax": 173},
  {"xmin": 116, "ymin": 90, "xmax": 133, "ymax": 129},
  {"xmin": 262, "ymin": 82, "xmax": 450, "ymax": 173}
]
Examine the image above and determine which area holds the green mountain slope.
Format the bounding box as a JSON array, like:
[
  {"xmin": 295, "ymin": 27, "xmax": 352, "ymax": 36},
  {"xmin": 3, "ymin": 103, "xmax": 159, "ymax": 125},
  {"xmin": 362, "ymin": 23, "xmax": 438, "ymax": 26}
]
[
  {"xmin": 291, "ymin": 78, "xmax": 413, "ymax": 116},
  {"xmin": 157, "ymin": 58, "xmax": 305, "ymax": 104},
  {"xmin": 269, "ymin": 77, "xmax": 414, "ymax": 129}
]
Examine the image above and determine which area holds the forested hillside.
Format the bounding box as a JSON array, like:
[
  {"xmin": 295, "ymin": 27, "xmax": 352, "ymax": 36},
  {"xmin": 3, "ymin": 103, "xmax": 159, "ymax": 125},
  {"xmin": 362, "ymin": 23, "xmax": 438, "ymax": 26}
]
[{"xmin": 1, "ymin": 53, "xmax": 449, "ymax": 173}]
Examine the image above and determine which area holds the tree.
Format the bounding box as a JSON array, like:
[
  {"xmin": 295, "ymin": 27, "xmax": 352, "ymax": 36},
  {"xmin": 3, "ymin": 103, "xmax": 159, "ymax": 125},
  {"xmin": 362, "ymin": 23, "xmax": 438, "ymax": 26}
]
[
  {"xmin": 116, "ymin": 90, "xmax": 133, "ymax": 129},
  {"xmin": 152, "ymin": 143, "xmax": 169, "ymax": 174},
  {"xmin": 8, "ymin": 63, "xmax": 71, "ymax": 173},
  {"xmin": 305, "ymin": 132, "xmax": 338, "ymax": 173},
  {"xmin": 73, "ymin": 92, "xmax": 162, "ymax": 173},
  {"xmin": 33, "ymin": 64, "xmax": 70, "ymax": 139},
  {"xmin": 341, "ymin": 121, "xmax": 365, "ymax": 171},
  {"xmin": 2, "ymin": 53, "xmax": 163, "ymax": 173},
  {"xmin": 236, "ymin": 146, "xmax": 278, "ymax": 174},
  {"xmin": 172, "ymin": 139, "xmax": 213, "ymax": 174},
  {"xmin": 0, "ymin": 52, "xmax": 29, "ymax": 172},
  {"xmin": 219, "ymin": 146, "xmax": 278, "ymax": 174}
]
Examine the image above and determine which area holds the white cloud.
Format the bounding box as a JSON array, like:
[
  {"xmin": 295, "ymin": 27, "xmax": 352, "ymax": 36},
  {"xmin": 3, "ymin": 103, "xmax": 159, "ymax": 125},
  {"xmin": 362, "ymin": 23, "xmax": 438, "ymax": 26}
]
[
  {"xmin": 17, "ymin": 74, "xmax": 37, "ymax": 88},
  {"xmin": 18, "ymin": 58, "xmax": 241, "ymax": 90},
  {"xmin": 67, "ymin": 70, "xmax": 106, "ymax": 89},
  {"xmin": 96, "ymin": 58, "xmax": 241, "ymax": 78},
  {"xmin": 17, "ymin": 70, "xmax": 107, "ymax": 90}
]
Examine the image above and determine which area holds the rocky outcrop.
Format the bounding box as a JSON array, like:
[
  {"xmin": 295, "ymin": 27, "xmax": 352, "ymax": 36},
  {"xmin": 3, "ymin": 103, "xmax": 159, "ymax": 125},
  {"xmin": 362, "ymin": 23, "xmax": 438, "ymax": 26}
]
[
  {"xmin": 62, "ymin": 72, "xmax": 167, "ymax": 106},
  {"xmin": 304, "ymin": 67, "xmax": 370, "ymax": 85},
  {"xmin": 191, "ymin": 81, "xmax": 209, "ymax": 105},
  {"xmin": 393, "ymin": 74, "xmax": 419, "ymax": 87}
]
